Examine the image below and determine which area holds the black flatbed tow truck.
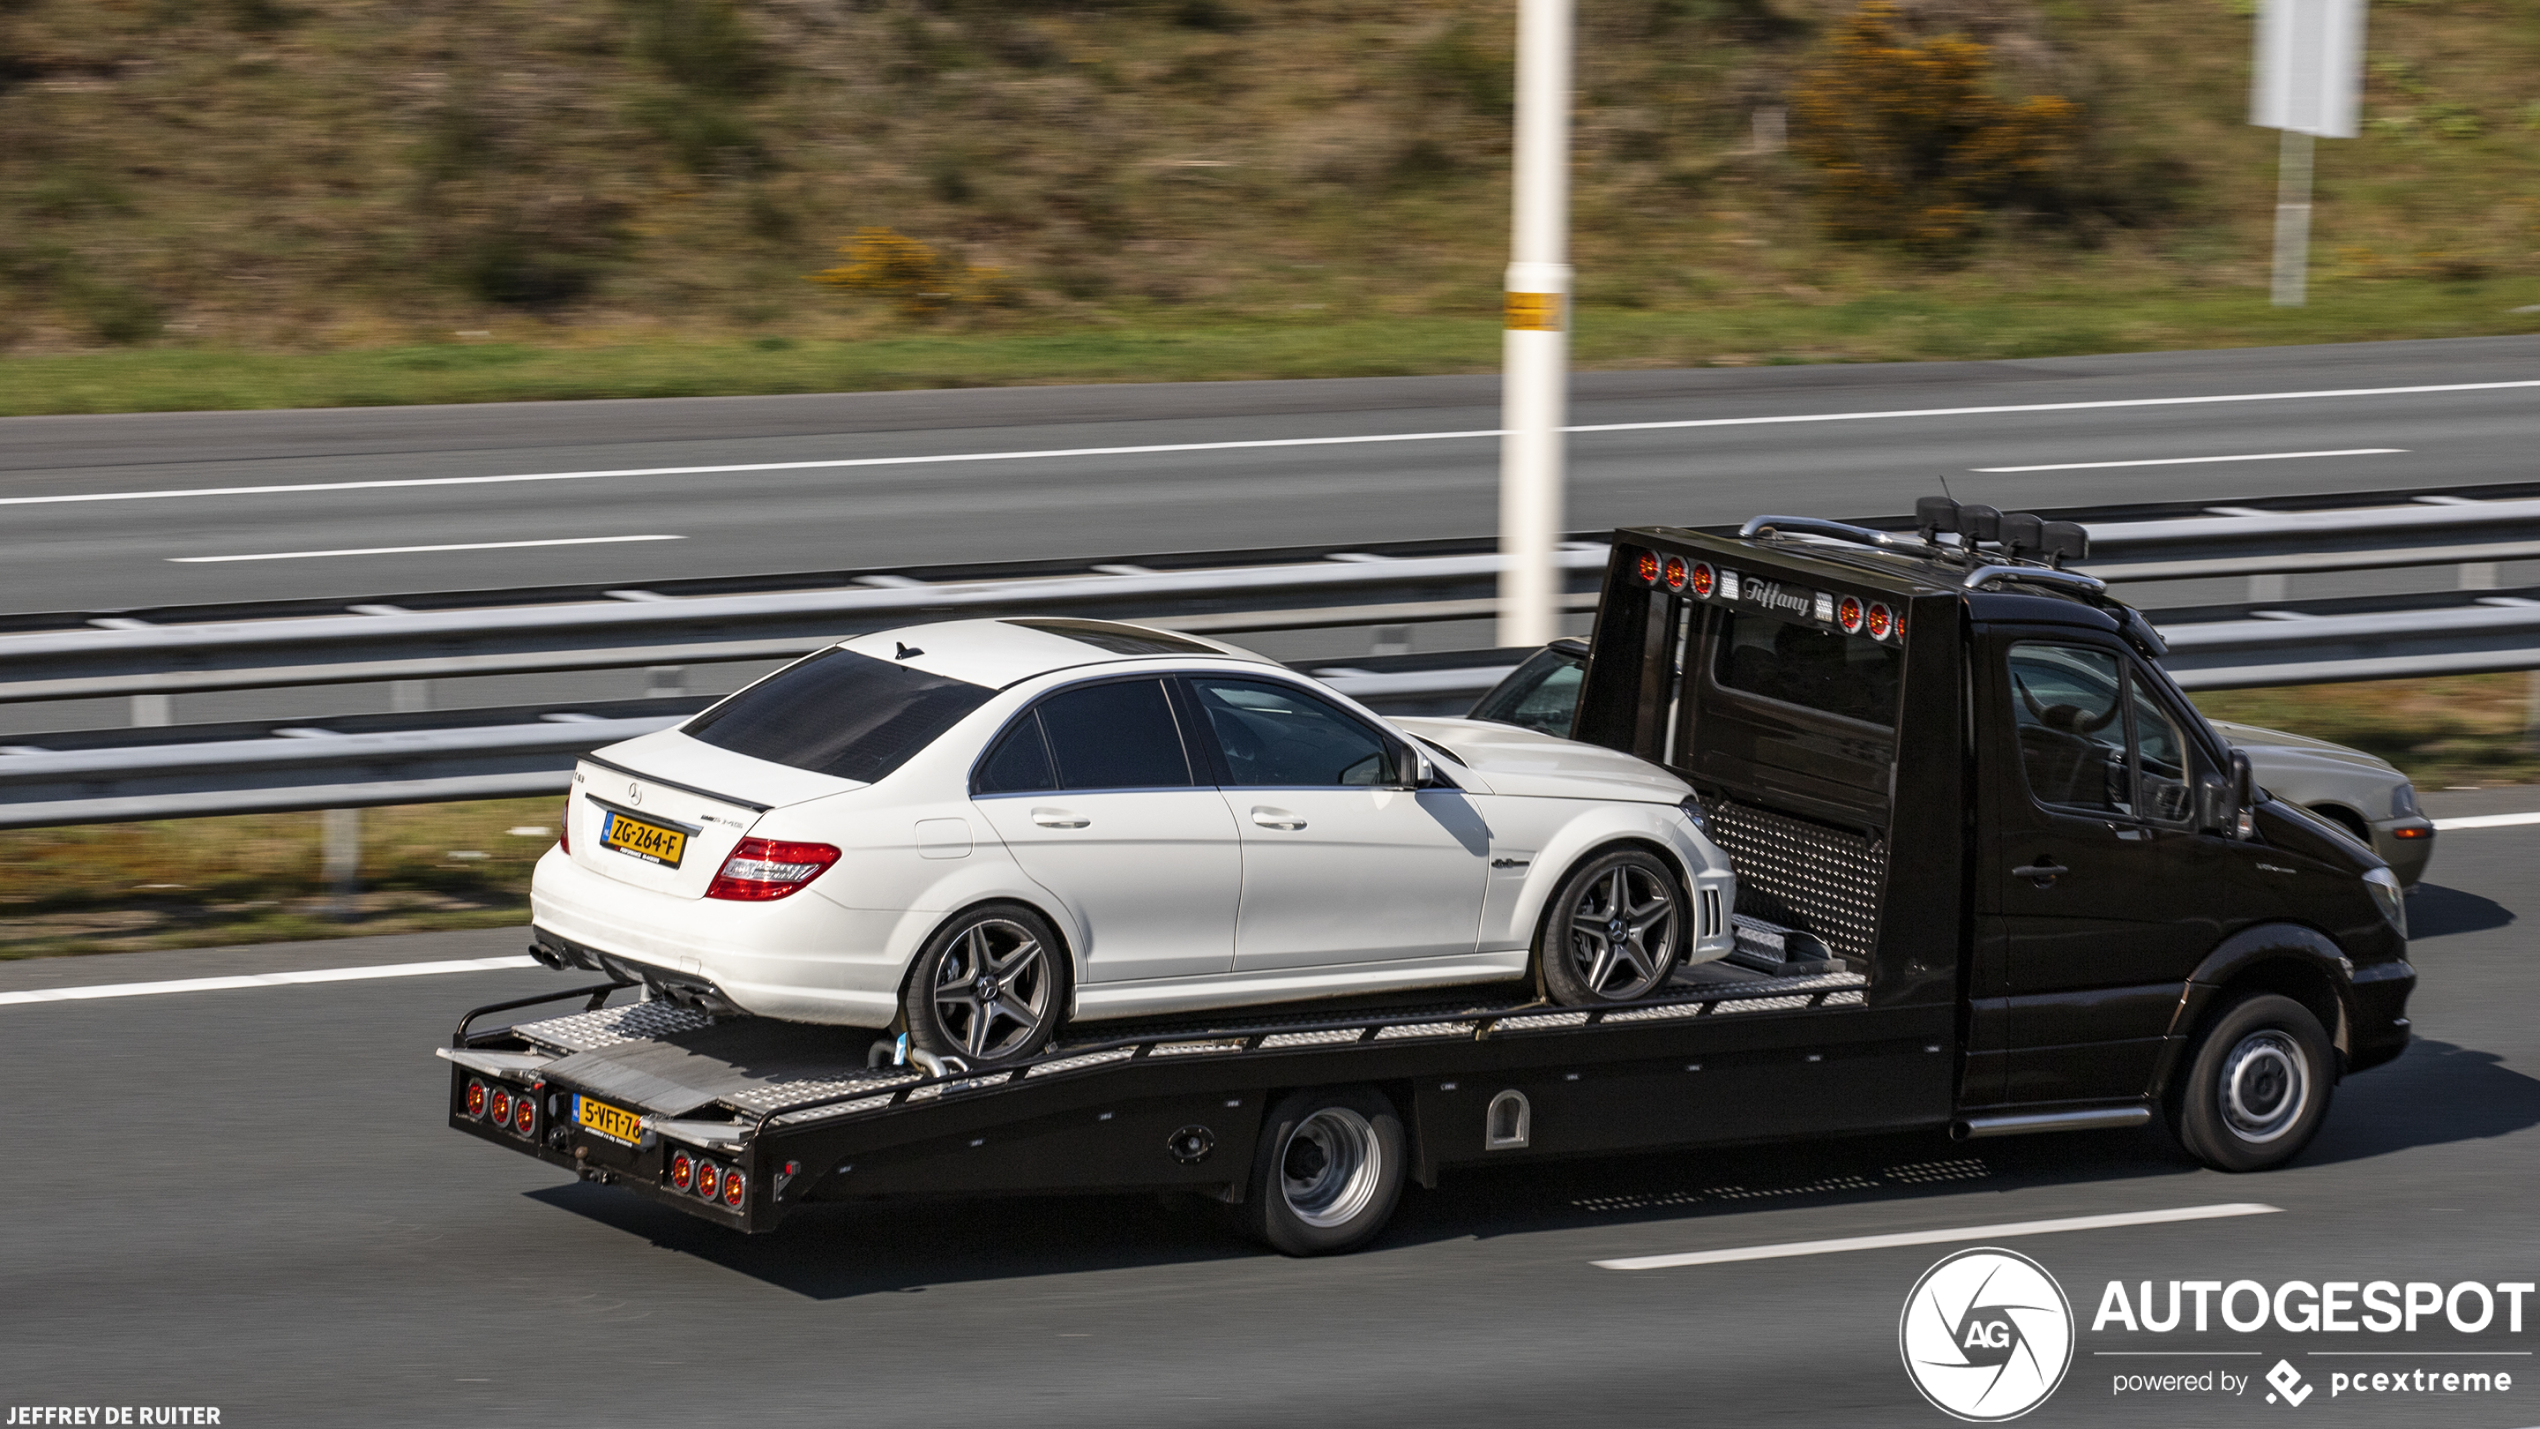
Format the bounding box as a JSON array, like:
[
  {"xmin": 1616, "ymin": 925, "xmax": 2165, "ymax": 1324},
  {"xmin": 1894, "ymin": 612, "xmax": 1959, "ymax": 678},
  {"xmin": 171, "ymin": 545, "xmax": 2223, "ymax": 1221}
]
[{"xmin": 444, "ymin": 501, "xmax": 2415, "ymax": 1251}]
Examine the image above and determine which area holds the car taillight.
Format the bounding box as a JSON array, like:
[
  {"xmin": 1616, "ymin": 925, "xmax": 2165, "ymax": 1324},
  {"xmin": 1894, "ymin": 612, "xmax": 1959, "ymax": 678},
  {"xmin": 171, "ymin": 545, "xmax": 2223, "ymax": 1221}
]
[
  {"xmin": 1689, "ymin": 561, "xmax": 1715, "ymax": 598},
  {"xmin": 1837, "ymin": 595, "xmax": 1864, "ymax": 635},
  {"xmin": 559, "ymin": 794, "xmax": 572, "ymax": 854},
  {"xmin": 706, "ymin": 838, "xmax": 842, "ymax": 901},
  {"xmin": 670, "ymin": 1152, "xmax": 694, "ymax": 1192},
  {"xmin": 1635, "ymin": 550, "xmax": 1661, "ymax": 586},
  {"xmin": 695, "ymin": 1162, "xmax": 721, "ymax": 1201},
  {"xmin": 722, "ymin": 1170, "xmax": 747, "ymax": 1209},
  {"xmin": 488, "ymin": 1087, "xmax": 513, "ymax": 1127},
  {"xmin": 465, "ymin": 1078, "xmax": 487, "ymax": 1119},
  {"xmin": 1866, "ymin": 601, "xmax": 1894, "ymax": 640},
  {"xmin": 513, "ymin": 1092, "xmax": 538, "ymax": 1137}
]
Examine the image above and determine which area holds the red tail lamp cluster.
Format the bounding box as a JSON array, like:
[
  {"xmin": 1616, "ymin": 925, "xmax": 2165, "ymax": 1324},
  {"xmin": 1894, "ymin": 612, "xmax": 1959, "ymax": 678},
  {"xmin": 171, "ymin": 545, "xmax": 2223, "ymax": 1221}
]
[
  {"xmin": 464, "ymin": 1077, "xmax": 540, "ymax": 1139},
  {"xmin": 705, "ymin": 838, "xmax": 842, "ymax": 902},
  {"xmin": 1864, "ymin": 602, "xmax": 1898, "ymax": 641},
  {"xmin": 668, "ymin": 1151, "xmax": 748, "ymax": 1209},
  {"xmin": 1837, "ymin": 595, "xmax": 1865, "ymax": 634},
  {"xmin": 1633, "ymin": 551, "xmax": 1722, "ymax": 601}
]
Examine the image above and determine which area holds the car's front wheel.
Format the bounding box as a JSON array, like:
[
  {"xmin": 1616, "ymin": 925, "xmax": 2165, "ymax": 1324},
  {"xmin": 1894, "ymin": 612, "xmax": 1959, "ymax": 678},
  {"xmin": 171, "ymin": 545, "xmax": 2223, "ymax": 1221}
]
[
  {"xmin": 2170, "ymin": 992, "xmax": 2335, "ymax": 1173},
  {"xmin": 1536, "ymin": 847, "xmax": 1687, "ymax": 1006},
  {"xmin": 902, "ymin": 902, "xmax": 1070, "ymax": 1069}
]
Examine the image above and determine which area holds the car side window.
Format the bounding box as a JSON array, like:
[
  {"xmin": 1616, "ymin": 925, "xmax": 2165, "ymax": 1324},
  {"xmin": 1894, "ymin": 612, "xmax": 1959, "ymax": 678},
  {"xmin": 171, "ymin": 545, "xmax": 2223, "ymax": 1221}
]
[
  {"xmin": 1470, "ymin": 647, "xmax": 1583, "ymax": 736},
  {"xmin": 972, "ymin": 714, "xmax": 1057, "ymax": 794},
  {"xmin": 1035, "ymin": 679, "xmax": 1195, "ymax": 790},
  {"xmin": 1187, "ymin": 677, "xmax": 1393, "ymax": 787},
  {"xmin": 2007, "ymin": 642, "xmax": 2132, "ymax": 816}
]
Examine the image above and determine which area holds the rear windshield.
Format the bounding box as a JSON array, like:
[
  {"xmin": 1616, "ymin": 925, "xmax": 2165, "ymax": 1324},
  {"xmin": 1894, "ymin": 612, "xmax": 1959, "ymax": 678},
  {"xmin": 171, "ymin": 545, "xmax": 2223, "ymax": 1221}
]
[
  {"xmin": 1714, "ymin": 607, "xmax": 1902, "ymax": 727},
  {"xmin": 684, "ymin": 648, "xmax": 993, "ymax": 783}
]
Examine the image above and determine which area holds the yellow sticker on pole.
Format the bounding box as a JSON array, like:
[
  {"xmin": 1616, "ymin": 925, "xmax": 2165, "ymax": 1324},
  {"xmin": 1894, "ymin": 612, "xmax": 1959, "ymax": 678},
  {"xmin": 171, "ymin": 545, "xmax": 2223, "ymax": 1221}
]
[{"xmin": 1504, "ymin": 291, "xmax": 1565, "ymax": 332}]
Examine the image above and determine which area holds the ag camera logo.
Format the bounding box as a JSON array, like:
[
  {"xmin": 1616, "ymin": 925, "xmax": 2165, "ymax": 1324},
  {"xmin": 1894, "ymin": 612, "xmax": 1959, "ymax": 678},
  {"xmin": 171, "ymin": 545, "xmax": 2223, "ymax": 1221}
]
[{"xmin": 1901, "ymin": 1247, "xmax": 2076, "ymax": 1421}]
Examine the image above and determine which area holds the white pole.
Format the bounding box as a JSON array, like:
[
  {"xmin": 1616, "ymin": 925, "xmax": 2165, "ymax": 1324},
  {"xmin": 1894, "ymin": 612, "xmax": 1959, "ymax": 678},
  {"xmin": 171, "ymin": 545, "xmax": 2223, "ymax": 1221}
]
[
  {"xmin": 1498, "ymin": 0, "xmax": 1573, "ymax": 649},
  {"xmin": 2270, "ymin": 127, "xmax": 2315, "ymax": 307}
]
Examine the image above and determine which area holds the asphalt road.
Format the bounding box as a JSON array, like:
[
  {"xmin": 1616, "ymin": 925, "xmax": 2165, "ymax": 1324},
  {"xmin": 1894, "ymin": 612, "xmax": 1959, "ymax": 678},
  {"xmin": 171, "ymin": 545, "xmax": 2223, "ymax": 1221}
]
[
  {"xmin": 3, "ymin": 335, "xmax": 2538, "ymax": 616},
  {"xmin": 2, "ymin": 791, "xmax": 2536, "ymax": 1428}
]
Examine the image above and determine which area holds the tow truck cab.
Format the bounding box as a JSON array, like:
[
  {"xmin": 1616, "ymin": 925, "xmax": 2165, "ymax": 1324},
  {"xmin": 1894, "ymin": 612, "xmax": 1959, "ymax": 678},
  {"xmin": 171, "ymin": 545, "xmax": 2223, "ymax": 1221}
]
[{"xmin": 1573, "ymin": 512, "xmax": 2413, "ymax": 1126}]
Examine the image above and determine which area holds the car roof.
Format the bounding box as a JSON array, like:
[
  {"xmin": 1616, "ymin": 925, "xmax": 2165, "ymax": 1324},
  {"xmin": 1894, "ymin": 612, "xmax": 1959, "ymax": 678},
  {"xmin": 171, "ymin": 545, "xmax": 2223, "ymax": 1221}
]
[{"xmin": 835, "ymin": 618, "xmax": 1274, "ymax": 690}]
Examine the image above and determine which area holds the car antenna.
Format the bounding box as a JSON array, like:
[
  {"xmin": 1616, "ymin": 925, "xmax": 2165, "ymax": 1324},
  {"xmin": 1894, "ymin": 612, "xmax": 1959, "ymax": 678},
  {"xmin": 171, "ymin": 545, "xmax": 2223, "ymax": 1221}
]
[{"xmin": 895, "ymin": 642, "xmax": 924, "ymax": 661}]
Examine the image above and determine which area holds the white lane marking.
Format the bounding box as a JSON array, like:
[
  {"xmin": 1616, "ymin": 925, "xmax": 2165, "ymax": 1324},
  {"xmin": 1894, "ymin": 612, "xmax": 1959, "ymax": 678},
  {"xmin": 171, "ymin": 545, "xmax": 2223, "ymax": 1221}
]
[
  {"xmin": 8, "ymin": 378, "xmax": 2539, "ymax": 509},
  {"xmin": 1972, "ymin": 447, "xmax": 2405, "ymax": 473},
  {"xmin": 167, "ymin": 534, "xmax": 684, "ymax": 564},
  {"xmin": 2432, "ymin": 811, "xmax": 2540, "ymax": 830},
  {"xmin": 1593, "ymin": 1202, "xmax": 2281, "ymax": 1271},
  {"xmin": 0, "ymin": 954, "xmax": 540, "ymax": 1006}
]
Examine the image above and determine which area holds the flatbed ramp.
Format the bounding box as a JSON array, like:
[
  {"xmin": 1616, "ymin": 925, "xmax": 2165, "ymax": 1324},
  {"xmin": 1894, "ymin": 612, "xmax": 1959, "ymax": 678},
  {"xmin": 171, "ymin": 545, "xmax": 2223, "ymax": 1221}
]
[{"xmin": 442, "ymin": 944, "xmax": 1960, "ymax": 1234}]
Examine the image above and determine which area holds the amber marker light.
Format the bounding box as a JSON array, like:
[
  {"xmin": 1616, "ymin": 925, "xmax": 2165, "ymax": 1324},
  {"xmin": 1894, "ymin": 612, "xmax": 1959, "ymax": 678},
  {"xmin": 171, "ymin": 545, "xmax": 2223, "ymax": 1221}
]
[
  {"xmin": 722, "ymin": 1170, "xmax": 747, "ymax": 1209},
  {"xmin": 696, "ymin": 1163, "xmax": 721, "ymax": 1201},
  {"xmin": 1690, "ymin": 562, "xmax": 1715, "ymax": 598},
  {"xmin": 1866, "ymin": 602, "xmax": 1894, "ymax": 640},
  {"xmin": 1662, "ymin": 556, "xmax": 1689, "ymax": 592},
  {"xmin": 1635, "ymin": 550, "xmax": 1661, "ymax": 586},
  {"xmin": 670, "ymin": 1152, "xmax": 694, "ymax": 1192},
  {"xmin": 1838, "ymin": 595, "xmax": 1865, "ymax": 635},
  {"xmin": 465, "ymin": 1079, "xmax": 487, "ymax": 1119}
]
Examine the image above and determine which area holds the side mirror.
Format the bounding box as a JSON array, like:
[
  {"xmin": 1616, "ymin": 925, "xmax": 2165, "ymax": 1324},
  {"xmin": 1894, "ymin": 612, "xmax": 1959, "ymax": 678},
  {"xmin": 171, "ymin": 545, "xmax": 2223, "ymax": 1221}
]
[{"xmin": 1394, "ymin": 743, "xmax": 1436, "ymax": 790}]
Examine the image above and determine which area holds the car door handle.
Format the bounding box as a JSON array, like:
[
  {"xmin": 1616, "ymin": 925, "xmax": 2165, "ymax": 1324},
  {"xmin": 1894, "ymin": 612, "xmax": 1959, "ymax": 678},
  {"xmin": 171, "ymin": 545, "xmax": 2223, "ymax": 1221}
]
[
  {"xmin": 1031, "ymin": 808, "xmax": 1090, "ymax": 829},
  {"xmin": 1250, "ymin": 807, "xmax": 1307, "ymax": 831},
  {"xmin": 2011, "ymin": 857, "xmax": 2066, "ymax": 887}
]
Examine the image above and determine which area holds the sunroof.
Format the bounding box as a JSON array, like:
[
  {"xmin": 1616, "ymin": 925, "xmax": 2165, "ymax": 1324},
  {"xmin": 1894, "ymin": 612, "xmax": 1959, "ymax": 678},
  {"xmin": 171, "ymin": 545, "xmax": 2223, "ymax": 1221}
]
[{"xmin": 1004, "ymin": 618, "xmax": 1221, "ymax": 657}]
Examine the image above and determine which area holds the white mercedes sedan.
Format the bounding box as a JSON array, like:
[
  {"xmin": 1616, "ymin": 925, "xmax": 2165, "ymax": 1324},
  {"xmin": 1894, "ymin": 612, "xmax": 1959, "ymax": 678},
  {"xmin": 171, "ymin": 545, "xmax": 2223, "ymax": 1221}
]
[{"xmin": 531, "ymin": 618, "xmax": 1738, "ymax": 1066}]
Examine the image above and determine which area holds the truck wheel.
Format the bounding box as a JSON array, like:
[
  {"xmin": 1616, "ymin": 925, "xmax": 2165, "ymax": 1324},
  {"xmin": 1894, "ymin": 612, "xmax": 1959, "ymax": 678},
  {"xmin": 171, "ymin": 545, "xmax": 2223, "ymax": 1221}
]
[
  {"xmin": 1242, "ymin": 1087, "xmax": 1406, "ymax": 1256},
  {"xmin": 902, "ymin": 903, "xmax": 1070, "ymax": 1069},
  {"xmin": 2172, "ymin": 993, "xmax": 2335, "ymax": 1173},
  {"xmin": 1536, "ymin": 848, "xmax": 1686, "ymax": 1005}
]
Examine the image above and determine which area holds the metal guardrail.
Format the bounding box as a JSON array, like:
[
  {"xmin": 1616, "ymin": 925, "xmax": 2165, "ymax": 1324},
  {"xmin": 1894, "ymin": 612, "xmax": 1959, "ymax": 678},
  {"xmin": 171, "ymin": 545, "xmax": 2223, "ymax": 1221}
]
[{"xmin": 7, "ymin": 481, "xmax": 2540, "ymax": 826}]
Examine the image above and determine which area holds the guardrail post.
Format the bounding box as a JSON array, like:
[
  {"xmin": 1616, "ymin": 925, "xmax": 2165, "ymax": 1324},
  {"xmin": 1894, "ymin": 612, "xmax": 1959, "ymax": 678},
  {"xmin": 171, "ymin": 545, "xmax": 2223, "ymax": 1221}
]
[{"xmin": 323, "ymin": 807, "xmax": 361, "ymax": 920}]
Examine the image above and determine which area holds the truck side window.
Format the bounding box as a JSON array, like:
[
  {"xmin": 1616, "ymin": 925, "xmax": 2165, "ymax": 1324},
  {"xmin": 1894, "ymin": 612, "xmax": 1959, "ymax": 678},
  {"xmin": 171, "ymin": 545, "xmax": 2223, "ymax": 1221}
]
[
  {"xmin": 2007, "ymin": 642, "xmax": 2131, "ymax": 816},
  {"xmin": 2128, "ymin": 680, "xmax": 2194, "ymax": 824}
]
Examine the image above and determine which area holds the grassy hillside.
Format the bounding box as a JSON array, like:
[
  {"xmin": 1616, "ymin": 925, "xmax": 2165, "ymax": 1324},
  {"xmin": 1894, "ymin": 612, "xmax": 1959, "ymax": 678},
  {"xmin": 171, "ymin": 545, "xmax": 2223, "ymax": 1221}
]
[{"xmin": 0, "ymin": 0, "xmax": 2535, "ymax": 409}]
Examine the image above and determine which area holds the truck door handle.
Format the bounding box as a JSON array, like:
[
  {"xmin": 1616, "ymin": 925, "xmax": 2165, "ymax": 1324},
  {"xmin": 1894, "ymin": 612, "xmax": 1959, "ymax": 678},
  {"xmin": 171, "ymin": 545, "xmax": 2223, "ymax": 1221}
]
[
  {"xmin": 1251, "ymin": 807, "xmax": 1307, "ymax": 831},
  {"xmin": 1031, "ymin": 808, "xmax": 1090, "ymax": 829},
  {"xmin": 2011, "ymin": 857, "xmax": 2066, "ymax": 887}
]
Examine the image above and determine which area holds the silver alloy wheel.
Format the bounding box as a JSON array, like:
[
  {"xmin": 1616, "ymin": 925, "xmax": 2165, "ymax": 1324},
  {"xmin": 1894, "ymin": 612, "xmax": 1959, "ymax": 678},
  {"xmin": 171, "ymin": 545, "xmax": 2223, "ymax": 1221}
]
[
  {"xmin": 930, "ymin": 917, "xmax": 1053, "ymax": 1061},
  {"xmin": 1565, "ymin": 861, "xmax": 1678, "ymax": 999},
  {"xmin": 1279, "ymin": 1107, "xmax": 1384, "ymax": 1229},
  {"xmin": 2217, "ymin": 1029, "xmax": 2310, "ymax": 1144}
]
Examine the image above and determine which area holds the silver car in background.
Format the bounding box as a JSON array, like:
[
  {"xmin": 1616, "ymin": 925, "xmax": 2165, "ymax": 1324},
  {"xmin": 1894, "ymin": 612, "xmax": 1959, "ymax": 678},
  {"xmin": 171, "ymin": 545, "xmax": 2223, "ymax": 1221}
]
[{"xmin": 1471, "ymin": 639, "xmax": 2436, "ymax": 888}]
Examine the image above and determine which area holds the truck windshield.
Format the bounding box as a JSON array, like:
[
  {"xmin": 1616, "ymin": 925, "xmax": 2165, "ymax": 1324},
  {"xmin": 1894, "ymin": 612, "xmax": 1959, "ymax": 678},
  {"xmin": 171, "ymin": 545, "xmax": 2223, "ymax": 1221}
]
[
  {"xmin": 684, "ymin": 648, "xmax": 993, "ymax": 783},
  {"xmin": 1715, "ymin": 608, "xmax": 1902, "ymax": 727}
]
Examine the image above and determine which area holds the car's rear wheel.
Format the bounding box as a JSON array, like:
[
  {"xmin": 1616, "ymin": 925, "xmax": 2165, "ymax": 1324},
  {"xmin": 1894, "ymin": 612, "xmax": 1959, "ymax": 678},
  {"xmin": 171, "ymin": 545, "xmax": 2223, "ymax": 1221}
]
[
  {"xmin": 2170, "ymin": 992, "xmax": 2335, "ymax": 1173},
  {"xmin": 1536, "ymin": 847, "xmax": 1686, "ymax": 1005},
  {"xmin": 902, "ymin": 903, "xmax": 1069, "ymax": 1069},
  {"xmin": 1241, "ymin": 1086, "xmax": 1407, "ymax": 1256}
]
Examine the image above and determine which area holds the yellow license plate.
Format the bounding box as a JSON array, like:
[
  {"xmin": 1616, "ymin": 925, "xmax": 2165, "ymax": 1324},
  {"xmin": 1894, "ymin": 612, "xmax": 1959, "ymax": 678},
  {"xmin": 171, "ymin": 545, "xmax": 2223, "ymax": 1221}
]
[
  {"xmin": 575, "ymin": 1094, "xmax": 644, "ymax": 1146},
  {"xmin": 600, "ymin": 810, "xmax": 688, "ymax": 868}
]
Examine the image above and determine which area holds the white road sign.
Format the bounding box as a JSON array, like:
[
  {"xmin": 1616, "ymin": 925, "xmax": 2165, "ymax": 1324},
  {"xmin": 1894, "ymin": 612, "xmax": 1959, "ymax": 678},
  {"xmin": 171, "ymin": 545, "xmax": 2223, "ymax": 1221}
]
[{"xmin": 2252, "ymin": 0, "xmax": 2366, "ymax": 138}]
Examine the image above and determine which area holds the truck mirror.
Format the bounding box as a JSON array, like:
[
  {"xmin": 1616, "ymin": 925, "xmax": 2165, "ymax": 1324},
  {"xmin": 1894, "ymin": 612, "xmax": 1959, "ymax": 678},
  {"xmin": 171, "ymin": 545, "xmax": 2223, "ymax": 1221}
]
[
  {"xmin": 2231, "ymin": 749, "xmax": 2256, "ymax": 810},
  {"xmin": 2195, "ymin": 773, "xmax": 2235, "ymax": 834}
]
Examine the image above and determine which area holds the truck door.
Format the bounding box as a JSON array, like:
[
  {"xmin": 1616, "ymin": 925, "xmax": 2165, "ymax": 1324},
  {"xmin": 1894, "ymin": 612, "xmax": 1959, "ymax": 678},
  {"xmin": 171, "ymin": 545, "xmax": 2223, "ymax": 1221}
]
[{"xmin": 1979, "ymin": 633, "xmax": 2218, "ymax": 1105}]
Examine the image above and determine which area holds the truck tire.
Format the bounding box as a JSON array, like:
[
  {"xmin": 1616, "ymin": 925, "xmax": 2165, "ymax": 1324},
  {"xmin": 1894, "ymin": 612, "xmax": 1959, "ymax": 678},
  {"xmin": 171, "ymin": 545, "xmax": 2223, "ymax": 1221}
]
[
  {"xmin": 902, "ymin": 902, "xmax": 1070, "ymax": 1069},
  {"xmin": 2171, "ymin": 992, "xmax": 2335, "ymax": 1173},
  {"xmin": 1536, "ymin": 847, "xmax": 1687, "ymax": 1005},
  {"xmin": 1241, "ymin": 1086, "xmax": 1407, "ymax": 1256}
]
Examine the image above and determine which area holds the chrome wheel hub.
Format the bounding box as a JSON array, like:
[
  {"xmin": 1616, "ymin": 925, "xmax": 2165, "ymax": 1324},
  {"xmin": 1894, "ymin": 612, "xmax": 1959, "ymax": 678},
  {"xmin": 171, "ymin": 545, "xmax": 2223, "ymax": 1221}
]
[
  {"xmin": 2217, "ymin": 1030, "xmax": 2309, "ymax": 1144},
  {"xmin": 1279, "ymin": 1107, "xmax": 1383, "ymax": 1229}
]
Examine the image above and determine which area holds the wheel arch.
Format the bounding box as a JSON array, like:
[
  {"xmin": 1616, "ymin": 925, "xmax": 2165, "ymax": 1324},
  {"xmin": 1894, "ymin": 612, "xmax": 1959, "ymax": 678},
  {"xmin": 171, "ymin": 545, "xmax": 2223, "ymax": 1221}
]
[
  {"xmin": 2150, "ymin": 921, "xmax": 2352, "ymax": 1102},
  {"xmin": 886, "ymin": 891, "xmax": 1081, "ymax": 1001},
  {"xmin": 1505, "ymin": 807, "xmax": 1719, "ymax": 953}
]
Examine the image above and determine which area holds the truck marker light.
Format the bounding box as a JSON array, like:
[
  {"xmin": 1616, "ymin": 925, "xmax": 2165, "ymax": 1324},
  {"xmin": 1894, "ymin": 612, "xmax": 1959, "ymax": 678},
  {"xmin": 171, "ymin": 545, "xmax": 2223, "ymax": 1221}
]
[
  {"xmin": 1838, "ymin": 595, "xmax": 1865, "ymax": 634},
  {"xmin": 669, "ymin": 1152, "xmax": 694, "ymax": 1192},
  {"xmin": 1662, "ymin": 556, "xmax": 1690, "ymax": 592},
  {"xmin": 706, "ymin": 838, "xmax": 843, "ymax": 902},
  {"xmin": 1866, "ymin": 602, "xmax": 1895, "ymax": 640},
  {"xmin": 1635, "ymin": 550, "xmax": 1661, "ymax": 586},
  {"xmin": 1689, "ymin": 562, "xmax": 1715, "ymax": 598},
  {"xmin": 722, "ymin": 1170, "xmax": 747, "ymax": 1208},
  {"xmin": 465, "ymin": 1078, "xmax": 488, "ymax": 1119},
  {"xmin": 696, "ymin": 1162, "xmax": 721, "ymax": 1201}
]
